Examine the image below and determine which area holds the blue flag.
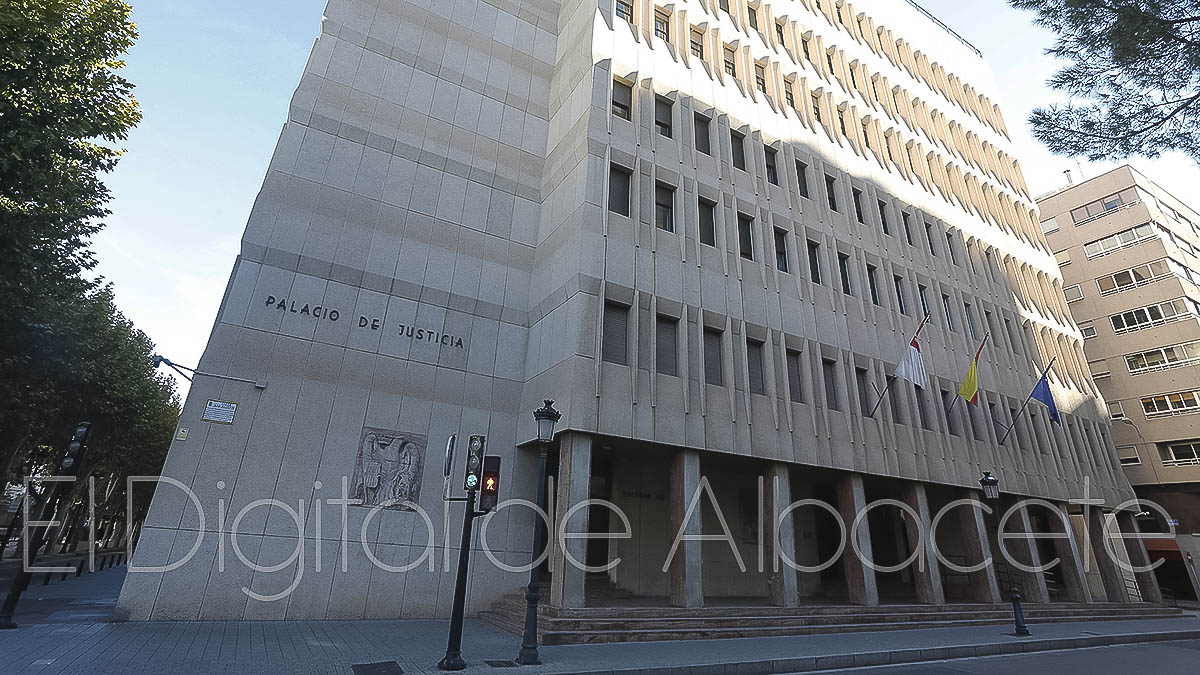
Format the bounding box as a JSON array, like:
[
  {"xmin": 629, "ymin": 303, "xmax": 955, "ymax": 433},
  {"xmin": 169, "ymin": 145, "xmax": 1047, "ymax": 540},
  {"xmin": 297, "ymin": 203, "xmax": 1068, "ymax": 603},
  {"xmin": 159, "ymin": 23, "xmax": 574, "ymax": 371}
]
[{"xmin": 1030, "ymin": 373, "xmax": 1060, "ymax": 424}]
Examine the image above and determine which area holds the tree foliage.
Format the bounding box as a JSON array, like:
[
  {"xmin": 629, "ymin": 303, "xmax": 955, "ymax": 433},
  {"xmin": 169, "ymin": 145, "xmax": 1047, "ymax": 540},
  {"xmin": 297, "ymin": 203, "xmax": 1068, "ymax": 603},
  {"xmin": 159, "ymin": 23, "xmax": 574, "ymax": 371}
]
[
  {"xmin": 1, "ymin": 0, "xmax": 177, "ymax": 521},
  {"xmin": 1011, "ymin": 0, "xmax": 1200, "ymax": 163}
]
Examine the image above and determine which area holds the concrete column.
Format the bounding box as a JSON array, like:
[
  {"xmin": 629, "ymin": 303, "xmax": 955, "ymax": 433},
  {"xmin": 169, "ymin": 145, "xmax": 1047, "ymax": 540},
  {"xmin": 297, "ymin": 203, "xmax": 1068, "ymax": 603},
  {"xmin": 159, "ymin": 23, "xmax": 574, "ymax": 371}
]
[
  {"xmin": 839, "ymin": 473, "xmax": 879, "ymax": 606},
  {"xmin": 668, "ymin": 449, "xmax": 703, "ymax": 607},
  {"xmin": 1004, "ymin": 502, "xmax": 1050, "ymax": 603},
  {"xmin": 1116, "ymin": 511, "xmax": 1164, "ymax": 603},
  {"xmin": 1085, "ymin": 507, "xmax": 1130, "ymax": 602},
  {"xmin": 955, "ymin": 491, "xmax": 1002, "ymax": 603},
  {"xmin": 902, "ymin": 483, "xmax": 945, "ymax": 605},
  {"xmin": 549, "ymin": 433, "xmax": 592, "ymax": 608},
  {"xmin": 765, "ymin": 463, "xmax": 798, "ymax": 607},
  {"xmin": 1049, "ymin": 503, "xmax": 1092, "ymax": 603}
]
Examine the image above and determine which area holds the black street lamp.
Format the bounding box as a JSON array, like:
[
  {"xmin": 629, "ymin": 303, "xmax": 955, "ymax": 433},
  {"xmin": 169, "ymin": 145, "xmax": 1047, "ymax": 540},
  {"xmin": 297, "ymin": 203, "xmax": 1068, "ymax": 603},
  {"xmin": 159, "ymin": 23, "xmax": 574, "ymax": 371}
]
[
  {"xmin": 515, "ymin": 399, "xmax": 560, "ymax": 666},
  {"xmin": 979, "ymin": 471, "xmax": 1031, "ymax": 637}
]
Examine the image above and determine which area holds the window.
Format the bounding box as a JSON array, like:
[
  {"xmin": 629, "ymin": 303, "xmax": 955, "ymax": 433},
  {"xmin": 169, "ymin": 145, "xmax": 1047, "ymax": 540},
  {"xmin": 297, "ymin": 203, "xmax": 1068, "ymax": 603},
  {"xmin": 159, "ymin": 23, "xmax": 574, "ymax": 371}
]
[
  {"xmin": 1040, "ymin": 218, "xmax": 1059, "ymax": 235},
  {"xmin": 857, "ymin": 368, "xmax": 872, "ymax": 415},
  {"xmin": 826, "ymin": 51, "xmax": 836, "ymax": 74},
  {"xmin": 902, "ymin": 212, "xmax": 914, "ymax": 245},
  {"xmin": 738, "ymin": 214, "xmax": 754, "ymax": 260},
  {"xmin": 786, "ymin": 350, "xmax": 804, "ymax": 401},
  {"xmin": 690, "ymin": 28, "xmax": 704, "ymax": 58},
  {"xmin": 1097, "ymin": 259, "xmax": 1181, "ymax": 295},
  {"xmin": 612, "ymin": 79, "xmax": 632, "ymax": 120},
  {"xmin": 878, "ymin": 200, "xmax": 891, "ymax": 235},
  {"xmin": 1090, "ymin": 359, "xmax": 1112, "ymax": 380},
  {"xmin": 1108, "ymin": 401, "xmax": 1124, "ymax": 419},
  {"xmin": 731, "ymin": 130, "xmax": 746, "ymax": 170},
  {"xmin": 775, "ymin": 21, "xmax": 786, "ymax": 45},
  {"xmin": 655, "ymin": 183, "xmax": 675, "ymax": 232},
  {"xmin": 838, "ymin": 253, "xmax": 853, "ymax": 295},
  {"xmin": 719, "ymin": 0, "xmax": 730, "ymax": 11},
  {"xmin": 918, "ymin": 284, "xmax": 930, "ymax": 318},
  {"xmin": 1063, "ymin": 284, "xmax": 1083, "ymax": 302},
  {"xmin": 747, "ymin": 6, "xmax": 759, "ymax": 31},
  {"xmin": 704, "ymin": 328, "xmax": 724, "ymax": 385},
  {"xmin": 694, "ymin": 114, "xmax": 711, "ymax": 154},
  {"xmin": 784, "ymin": 83, "xmax": 795, "ymax": 108},
  {"xmin": 1111, "ymin": 298, "xmax": 1198, "ymax": 334},
  {"xmin": 964, "ymin": 302, "xmax": 978, "ymax": 338},
  {"xmin": 942, "ymin": 390, "xmax": 960, "ymax": 436},
  {"xmin": 924, "ymin": 221, "xmax": 938, "ymax": 256},
  {"xmin": 1141, "ymin": 390, "xmax": 1200, "ymax": 418},
  {"xmin": 1125, "ymin": 340, "xmax": 1200, "ymax": 375},
  {"xmin": 894, "ymin": 275, "xmax": 908, "ymax": 315},
  {"xmin": 802, "ymin": 36, "xmax": 812, "ymax": 62},
  {"xmin": 774, "ymin": 228, "xmax": 789, "ymax": 272},
  {"xmin": 1069, "ymin": 187, "xmax": 1140, "ymax": 223},
  {"xmin": 811, "ymin": 94, "xmax": 822, "ymax": 123},
  {"xmin": 866, "ymin": 264, "xmax": 881, "ymax": 305},
  {"xmin": 747, "ymin": 339, "xmax": 765, "ymax": 394},
  {"xmin": 655, "ymin": 97, "xmax": 673, "ymax": 137},
  {"xmin": 837, "ymin": 109, "xmax": 848, "ymax": 138},
  {"xmin": 1117, "ymin": 446, "xmax": 1141, "ymax": 466},
  {"xmin": 1054, "ymin": 250, "xmax": 1071, "ymax": 266},
  {"xmin": 941, "ymin": 293, "xmax": 955, "ymax": 331},
  {"xmin": 822, "ymin": 358, "xmax": 840, "ymax": 410},
  {"xmin": 615, "ymin": 0, "xmax": 633, "ymax": 23},
  {"xmin": 699, "ymin": 198, "xmax": 716, "ymax": 247},
  {"xmin": 608, "ymin": 164, "xmax": 631, "ymax": 216},
  {"xmin": 754, "ymin": 64, "xmax": 767, "ymax": 93},
  {"xmin": 807, "ymin": 240, "xmax": 822, "ymax": 284},
  {"xmin": 1082, "ymin": 223, "xmax": 1155, "ymax": 259},
  {"xmin": 724, "ymin": 46, "xmax": 737, "ymax": 77},
  {"xmin": 796, "ymin": 161, "xmax": 810, "ymax": 199},
  {"xmin": 852, "ymin": 188, "xmax": 865, "ymax": 223},
  {"xmin": 656, "ymin": 316, "xmax": 678, "ymax": 375},
  {"xmin": 946, "ymin": 233, "xmax": 959, "ymax": 265},
  {"xmin": 654, "ymin": 9, "xmax": 670, "ymax": 42},
  {"xmin": 916, "ymin": 387, "xmax": 933, "ymax": 430},
  {"xmin": 1079, "ymin": 321, "xmax": 1096, "ymax": 339},
  {"xmin": 764, "ymin": 147, "xmax": 778, "ymax": 185},
  {"xmin": 825, "ymin": 174, "xmax": 838, "ymax": 211},
  {"xmin": 602, "ymin": 302, "xmax": 629, "ymax": 364},
  {"xmin": 1161, "ymin": 441, "xmax": 1200, "ymax": 466}
]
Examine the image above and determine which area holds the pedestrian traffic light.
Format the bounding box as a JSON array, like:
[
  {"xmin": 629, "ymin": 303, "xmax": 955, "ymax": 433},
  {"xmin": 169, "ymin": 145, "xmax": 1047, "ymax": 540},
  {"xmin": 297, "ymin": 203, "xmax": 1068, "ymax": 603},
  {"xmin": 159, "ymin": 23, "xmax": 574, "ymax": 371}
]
[
  {"xmin": 463, "ymin": 434, "xmax": 485, "ymax": 491},
  {"xmin": 61, "ymin": 422, "xmax": 91, "ymax": 475},
  {"xmin": 478, "ymin": 456, "xmax": 501, "ymax": 511}
]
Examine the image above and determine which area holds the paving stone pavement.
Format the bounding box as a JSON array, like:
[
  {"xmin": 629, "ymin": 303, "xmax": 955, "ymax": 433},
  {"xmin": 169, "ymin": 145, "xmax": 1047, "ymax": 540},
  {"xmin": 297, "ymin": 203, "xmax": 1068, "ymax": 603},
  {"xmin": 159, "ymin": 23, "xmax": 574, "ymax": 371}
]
[{"xmin": 2, "ymin": 568, "xmax": 1199, "ymax": 674}]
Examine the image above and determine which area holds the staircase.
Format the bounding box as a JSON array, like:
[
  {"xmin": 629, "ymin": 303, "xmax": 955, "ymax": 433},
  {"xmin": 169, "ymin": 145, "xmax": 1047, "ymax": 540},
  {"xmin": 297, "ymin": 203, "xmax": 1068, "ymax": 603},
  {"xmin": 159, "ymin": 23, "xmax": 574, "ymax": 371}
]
[{"xmin": 479, "ymin": 576, "xmax": 1190, "ymax": 645}]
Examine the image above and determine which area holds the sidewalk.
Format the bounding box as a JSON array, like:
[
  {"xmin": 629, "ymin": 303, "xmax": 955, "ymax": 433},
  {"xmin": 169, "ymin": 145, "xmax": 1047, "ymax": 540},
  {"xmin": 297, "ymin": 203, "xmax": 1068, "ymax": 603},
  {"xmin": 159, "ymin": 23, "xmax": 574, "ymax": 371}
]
[{"xmin": 1, "ymin": 568, "xmax": 1198, "ymax": 674}]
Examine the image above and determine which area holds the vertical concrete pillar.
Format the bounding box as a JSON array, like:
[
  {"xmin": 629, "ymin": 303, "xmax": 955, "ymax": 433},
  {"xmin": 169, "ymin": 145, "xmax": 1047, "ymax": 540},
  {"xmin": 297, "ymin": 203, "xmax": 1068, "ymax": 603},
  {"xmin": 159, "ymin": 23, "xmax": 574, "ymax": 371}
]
[
  {"xmin": 668, "ymin": 449, "xmax": 703, "ymax": 608},
  {"xmin": 549, "ymin": 433, "xmax": 592, "ymax": 608},
  {"xmin": 955, "ymin": 491, "xmax": 1002, "ymax": 603},
  {"xmin": 1004, "ymin": 502, "xmax": 1050, "ymax": 603},
  {"xmin": 765, "ymin": 463, "xmax": 798, "ymax": 608},
  {"xmin": 1085, "ymin": 507, "xmax": 1130, "ymax": 602},
  {"xmin": 903, "ymin": 483, "xmax": 945, "ymax": 605},
  {"xmin": 839, "ymin": 473, "xmax": 879, "ymax": 606},
  {"xmin": 1049, "ymin": 503, "xmax": 1092, "ymax": 603},
  {"xmin": 1116, "ymin": 511, "xmax": 1164, "ymax": 603}
]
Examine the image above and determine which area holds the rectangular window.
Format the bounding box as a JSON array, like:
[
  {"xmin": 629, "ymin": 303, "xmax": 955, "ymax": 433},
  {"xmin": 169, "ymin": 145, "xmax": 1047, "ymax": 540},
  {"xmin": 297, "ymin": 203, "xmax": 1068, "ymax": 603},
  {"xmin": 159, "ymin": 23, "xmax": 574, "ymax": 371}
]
[
  {"xmin": 1082, "ymin": 222, "xmax": 1156, "ymax": 259},
  {"xmin": 655, "ymin": 97, "xmax": 673, "ymax": 138},
  {"xmin": 1054, "ymin": 250, "xmax": 1071, "ymax": 266},
  {"xmin": 699, "ymin": 198, "xmax": 716, "ymax": 247},
  {"xmin": 878, "ymin": 200, "xmax": 890, "ymax": 234},
  {"xmin": 894, "ymin": 275, "xmax": 908, "ymax": 315},
  {"xmin": 802, "ymin": 36, "xmax": 812, "ymax": 61},
  {"xmin": 615, "ymin": 0, "xmax": 633, "ymax": 23},
  {"xmin": 655, "ymin": 183, "xmax": 675, "ymax": 232},
  {"xmin": 919, "ymin": 284, "xmax": 930, "ymax": 318},
  {"xmin": 694, "ymin": 114, "xmax": 711, "ymax": 154},
  {"xmin": 704, "ymin": 328, "xmax": 724, "ymax": 385},
  {"xmin": 608, "ymin": 164, "xmax": 631, "ymax": 216},
  {"xmin": 852, "ymin": 187, "xmax": 865, "ymax": 223},
  {"xmin": 602, "ymin": 302, "xmax": 629, "ymax": 365},
  {"xmin": 856, "ymin": 368, "xmax": 871, "ymax": 415},
  {"xmin": 738, "ymin": 214, "xmax": 754, "ymax": 260},
  {"xmin": 786, "ymin": 349, "xmax": 804, "ymax": 401},
  {"xmin": 796, "ymin": 161, "xmax": 810, "ymax": 198},
  {"xmin": 1141, "ymin": 390, "xmax": 1200, "ymax": 418},
  {"xmin": 656, "ymin": 315, "xmax": 678, "ymax": 375},
  {"xmin": 690, "ymin": 28, "xmax": 704, "ymax": 59},
  {"xmin": 825, "ymin": 174, "xmax": 838, "ymax": 211},
  {"xmin": 942, "ymin": 390, "xmax": 959, "ymax": 436},
  {"xmin": 837, "ymin": 109, "xmax": 848, "ymax": 137},
  {"xmin": 916, "ymin": 387, "xmax": 932, "ymax": 430},
  {"xmin": 1117, "ymin": 445, "xmax": 1141, "ymax": 466},
  {"xmin": 1110, "ymin": 297, "xmax": 1198, "ymax": 334},
  {"xmin": 811, "ymin": 94, "xmax": 822, "ymax": 123},
  {"xmin": 807, "ymin": 240, "xmax": 822, "ymax": 285},
  {"xmin": 785, "ymin": 84, "xmax": 795, "ymax": 108},
  {"xmin": 719, "ymin": 0, "xmax": 730, "ymax": 11},
  {"xmin": 964, "ymin": 302, "xmax": 978, "ymax": 339},
  {"xmin": 1079, "ymin": 320, "xmax": 1097, "ymax": 339},
  {"xmin": 654, "ymin": 9, "xmax": 670, "ymax": 42},
  {"xmin": 724, "ymin": 46, "xmax": 737, "ymax": 78},
  {"xmin": 1125, "ymin": 340, "xmax": 1200, "ymax": 375},
  {"xmin": 822, "ymin": 358, "xmax": 840, "ymax": 411},
  {"xmin": 1063, "ymin": 284, "xmax": 1083, "ymax": 302},
  {"xmin": 946, "ymin": 232, "xmax": 959, "ymax": 265},
  {"xmin": 942, "ymin": 293, "xmax": 955, "ymax": 331},
  {"xmin": 866, "ymin": 264, "xmax": 881, "ymax": 305},
  {"xmin": 924, "ymin": 221, "xmax": 937, "ymax": 256},
  {"xmin": 902, "ymin": 211, "xmax": 914, "ymax": 245},
  {"xmin": 774, "ymin": 228, "xmax": 789, "ymax": 272},
  {"xmin": 838, "ymin": 253, "xmax": 853, "ymax": 295},
  {"xmin": 731, "ymin": 130, "xmax": 746, "ymax": 170},
  {"xmin": 612, "ymin": 79, "xmax": 632, "ymax": 120},
  {"xmin": 747, "ymin": 339, "xmax": 765, "ymax": 394},
  {"xmin": 747, "ymin": 6, "xmax": 759, "ymax": 30},
  {"xmin": 764, "ymin": 147, "xmax": 779, "ymax": 185},
  {"xmin": 775, "ymin": 21, "xmax": 786, "ymax": 46},
  {"xmin": 755, "ymin": 64, "xmax": 767, "ymax": 93}
]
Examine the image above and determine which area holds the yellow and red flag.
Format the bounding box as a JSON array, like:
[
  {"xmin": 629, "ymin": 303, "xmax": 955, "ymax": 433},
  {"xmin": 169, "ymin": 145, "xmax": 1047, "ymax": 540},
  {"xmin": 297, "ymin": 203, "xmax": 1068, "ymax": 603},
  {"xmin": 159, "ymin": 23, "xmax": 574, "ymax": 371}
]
[{"xmin": 957, "ymin": 333, "xmax": 989, "ymax": 406}]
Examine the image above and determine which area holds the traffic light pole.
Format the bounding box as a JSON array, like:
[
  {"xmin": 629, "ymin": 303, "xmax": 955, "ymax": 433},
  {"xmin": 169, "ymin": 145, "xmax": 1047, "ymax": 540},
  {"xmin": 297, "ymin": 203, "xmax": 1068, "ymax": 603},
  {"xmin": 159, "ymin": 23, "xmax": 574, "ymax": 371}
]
[{"xmin": 438, "ymin": 487, "xmax": 484, "ymax": 671}]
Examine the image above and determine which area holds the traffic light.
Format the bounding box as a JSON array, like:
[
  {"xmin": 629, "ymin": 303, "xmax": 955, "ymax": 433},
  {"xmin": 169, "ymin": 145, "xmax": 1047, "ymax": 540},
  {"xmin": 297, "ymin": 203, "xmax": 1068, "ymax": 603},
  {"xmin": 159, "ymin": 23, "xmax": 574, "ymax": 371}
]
[
  {"xmin": 463, "ymin": 434, "xmax": 485, "ymax": 491},
  {"xmin": 478, "ymin": 456, "xmax": 501, "ymax": 511},
  {"xmin": 61, "ymin": 422, "xmax": 91, "ymax": 475}
]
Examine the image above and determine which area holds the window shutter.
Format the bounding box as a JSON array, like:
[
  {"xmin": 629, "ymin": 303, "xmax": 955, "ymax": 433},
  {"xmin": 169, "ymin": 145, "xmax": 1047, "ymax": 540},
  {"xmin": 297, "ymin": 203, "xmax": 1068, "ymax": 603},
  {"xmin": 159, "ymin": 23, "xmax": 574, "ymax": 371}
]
[
  {"xmin": 602, "ymin": 302, "xmax": 629, "ymax": 364},
  {"xmin": 704, "ymin": 329, "xmax": 723, "ymax": 385},
  {"xmin": 747, "ymin": 340, "xmax": 765, "ymax": 394},
  {"xmin": 656, "ymin": 317, "xmax": 678, "ymax": 375}
]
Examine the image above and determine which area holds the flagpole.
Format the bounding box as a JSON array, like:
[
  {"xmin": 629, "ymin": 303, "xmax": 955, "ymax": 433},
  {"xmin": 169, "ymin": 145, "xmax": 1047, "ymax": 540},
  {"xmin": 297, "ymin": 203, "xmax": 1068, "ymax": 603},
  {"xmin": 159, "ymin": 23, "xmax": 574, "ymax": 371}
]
[
  {"xmin": 998, "ymin": 356, "xmax": 1057, "ymax": 446},
  {"xmin": 867, "ymin": 312, "xmax": 931, "ymax": 419},
  {"xmin": 945, "ymin": 332, "xmax": 990, "ymax": 416}
]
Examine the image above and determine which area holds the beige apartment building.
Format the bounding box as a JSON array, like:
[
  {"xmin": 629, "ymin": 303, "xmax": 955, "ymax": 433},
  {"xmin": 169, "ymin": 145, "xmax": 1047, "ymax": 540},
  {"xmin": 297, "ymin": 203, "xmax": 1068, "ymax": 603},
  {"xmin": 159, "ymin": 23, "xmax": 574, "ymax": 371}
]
[
  {"xmin": 1040, "ymin": 166, "xmax": 1200, "ymax": 601},
  {"xmin": 115, "ymin": 0, "xmax": 1167, "ymax": 632}
]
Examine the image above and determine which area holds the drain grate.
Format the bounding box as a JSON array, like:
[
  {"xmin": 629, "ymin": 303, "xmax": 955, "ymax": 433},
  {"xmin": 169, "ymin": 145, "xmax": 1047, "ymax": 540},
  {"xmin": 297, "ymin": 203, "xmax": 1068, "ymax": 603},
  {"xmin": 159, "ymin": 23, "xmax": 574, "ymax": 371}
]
[
  {"xmin": 351, "ymin": 662, "xmax": 404, "ymax": 675},
  {"xmin": 484, "ymin": 659, "xmax": 520, "ymax": 668}
]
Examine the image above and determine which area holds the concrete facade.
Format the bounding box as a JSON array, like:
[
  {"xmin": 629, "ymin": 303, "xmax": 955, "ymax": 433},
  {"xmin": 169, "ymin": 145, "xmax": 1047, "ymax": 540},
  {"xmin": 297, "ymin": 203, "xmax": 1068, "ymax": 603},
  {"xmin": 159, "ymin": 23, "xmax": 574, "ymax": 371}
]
[{"xmin": 117, "ymin": 0, "xmax": 1148, "ymax": 621}]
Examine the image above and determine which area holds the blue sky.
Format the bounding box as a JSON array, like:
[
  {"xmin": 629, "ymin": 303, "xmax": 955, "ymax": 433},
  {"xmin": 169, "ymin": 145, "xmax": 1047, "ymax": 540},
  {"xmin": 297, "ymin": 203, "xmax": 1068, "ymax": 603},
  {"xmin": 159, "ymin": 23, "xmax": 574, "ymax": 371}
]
[{"xmin": 93, "ymin": 0, "xmax": 1200, "ymax": 395}]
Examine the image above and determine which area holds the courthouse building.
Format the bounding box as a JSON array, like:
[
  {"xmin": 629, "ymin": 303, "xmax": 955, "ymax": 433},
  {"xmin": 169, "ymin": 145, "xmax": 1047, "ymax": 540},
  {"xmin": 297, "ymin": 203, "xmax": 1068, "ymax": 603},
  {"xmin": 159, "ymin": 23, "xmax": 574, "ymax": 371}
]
[
  {"xmin": 1039, "ymin": 166, "xmax": 1200, "ymax": 601},
  {"xmin": 117, "ymin": 0, "xmax": 1162, "ymax": 624}
]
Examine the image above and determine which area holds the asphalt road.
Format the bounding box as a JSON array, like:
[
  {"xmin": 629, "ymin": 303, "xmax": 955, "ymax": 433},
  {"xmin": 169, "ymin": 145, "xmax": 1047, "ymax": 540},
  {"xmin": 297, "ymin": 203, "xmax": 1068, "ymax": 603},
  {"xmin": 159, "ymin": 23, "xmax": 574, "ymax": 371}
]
[{"xmin": 822, "ymin": 638, "xmax": 1200, "ymax": 673}]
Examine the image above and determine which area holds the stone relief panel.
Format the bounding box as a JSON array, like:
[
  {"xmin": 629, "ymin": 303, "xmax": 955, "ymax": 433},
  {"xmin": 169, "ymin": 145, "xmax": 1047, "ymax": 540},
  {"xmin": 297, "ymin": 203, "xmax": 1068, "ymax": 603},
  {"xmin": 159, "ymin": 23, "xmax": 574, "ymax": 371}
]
[{"xmin": 349, "ymin": 426, "xmax": 426, "ymax": 510}]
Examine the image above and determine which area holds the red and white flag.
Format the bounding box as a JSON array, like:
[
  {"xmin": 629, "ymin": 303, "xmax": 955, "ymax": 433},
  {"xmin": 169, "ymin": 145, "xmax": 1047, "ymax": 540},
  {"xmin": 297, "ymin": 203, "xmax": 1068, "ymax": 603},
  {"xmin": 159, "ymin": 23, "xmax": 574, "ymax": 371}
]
[{"xmin": 894, "ymin": 315, "xmax": 930, "ymax": 389}]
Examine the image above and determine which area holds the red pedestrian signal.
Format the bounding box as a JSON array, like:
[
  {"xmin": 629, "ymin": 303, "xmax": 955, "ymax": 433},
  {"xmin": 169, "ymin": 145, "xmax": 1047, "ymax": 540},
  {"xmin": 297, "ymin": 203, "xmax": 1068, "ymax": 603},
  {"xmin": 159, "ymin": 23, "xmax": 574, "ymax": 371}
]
[{"xmin": 478, "ymin": 456, "xmax": 501, "ymax": 511}]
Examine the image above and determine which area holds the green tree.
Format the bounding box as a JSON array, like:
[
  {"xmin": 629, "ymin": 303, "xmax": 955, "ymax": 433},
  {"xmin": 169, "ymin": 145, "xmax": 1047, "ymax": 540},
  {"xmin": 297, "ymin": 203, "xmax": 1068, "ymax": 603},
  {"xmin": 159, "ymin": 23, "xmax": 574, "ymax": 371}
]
[{"xmin": 1011, "ymin": 0, "xmax": 1200, "ymax": 163}]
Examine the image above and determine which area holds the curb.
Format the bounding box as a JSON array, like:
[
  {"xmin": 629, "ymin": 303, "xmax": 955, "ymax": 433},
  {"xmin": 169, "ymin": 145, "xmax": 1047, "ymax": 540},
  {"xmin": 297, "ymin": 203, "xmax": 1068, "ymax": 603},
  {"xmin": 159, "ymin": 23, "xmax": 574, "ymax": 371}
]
[{"xmin": 569, "ymin": 629, "xmax": 1200, "ymax": 674}]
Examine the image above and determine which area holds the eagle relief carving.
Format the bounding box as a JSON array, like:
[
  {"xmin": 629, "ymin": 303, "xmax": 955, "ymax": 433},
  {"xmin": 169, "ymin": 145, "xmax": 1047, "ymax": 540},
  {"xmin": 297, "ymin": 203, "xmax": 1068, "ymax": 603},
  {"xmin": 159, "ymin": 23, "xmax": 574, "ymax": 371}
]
[{"xmin": 349, "ymin": 426, "xmax": 426, "ymax": 510}]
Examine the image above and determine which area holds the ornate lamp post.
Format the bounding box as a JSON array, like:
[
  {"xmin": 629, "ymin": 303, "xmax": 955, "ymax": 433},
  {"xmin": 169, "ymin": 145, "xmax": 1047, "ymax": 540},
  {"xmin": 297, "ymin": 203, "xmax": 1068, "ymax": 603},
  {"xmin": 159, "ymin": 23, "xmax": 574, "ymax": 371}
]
[
  {"xmin": 979, "ymin": 471, "xmax": 1031, "ymax": 637},
  {"xmin": 515, "ymin": 400, "xmax": 560, "ymax": 666}
]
